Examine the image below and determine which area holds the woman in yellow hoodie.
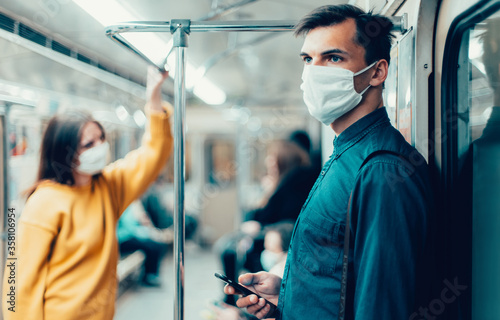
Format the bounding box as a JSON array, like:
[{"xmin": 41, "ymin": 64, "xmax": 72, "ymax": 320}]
[{"xmin": 2, "ymin": 68, "xmax": 173, "ymax": 320}]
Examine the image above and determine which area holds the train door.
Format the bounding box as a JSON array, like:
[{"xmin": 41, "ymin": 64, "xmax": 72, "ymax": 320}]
[{"xmin": 440, "ymin": 0, "xmax": 500, "ymax": 318}]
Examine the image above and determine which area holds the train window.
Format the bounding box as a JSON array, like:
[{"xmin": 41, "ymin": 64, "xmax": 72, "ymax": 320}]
[
  {"xmin": 456, "ymin": 10, "xmax": 500, "ymax": 320},
  {"xmin": 384, "ymin": 45, "xmax": 398, "ymax": 127},
  {"xmin": 383, "ymin": 28, "xmax": 415, "ymax": 144},
  {"xmin": 397, "ymin": 29, "xmax": 415, "ymax": 144},
  {"xmin": 7, "ymin": 105, "xmax": 42, "ymax": 206}
]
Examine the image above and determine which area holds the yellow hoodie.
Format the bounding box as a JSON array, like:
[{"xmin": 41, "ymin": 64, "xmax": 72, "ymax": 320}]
[{"xmin": 2, "ymin": 110, "xmax": 173, "ymax": 320}]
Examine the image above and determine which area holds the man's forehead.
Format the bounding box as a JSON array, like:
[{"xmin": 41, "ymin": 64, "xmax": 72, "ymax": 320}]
[{"xmin": 300, "ymin": 20, "xmax": 359, "ymax": 53}]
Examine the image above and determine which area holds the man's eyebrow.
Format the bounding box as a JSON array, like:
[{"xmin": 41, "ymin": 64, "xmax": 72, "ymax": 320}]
[
  {"xmin": 321, "ymin": 48, "xmax": 348, "ymax": 56},
  {"xmin": 299, "ymin": 48, "xmax": 349, "ymax": 57}
]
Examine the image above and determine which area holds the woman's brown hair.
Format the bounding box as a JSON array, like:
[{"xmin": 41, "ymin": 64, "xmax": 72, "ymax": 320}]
[{"xmin": 27, "ymin": 110, "xmax": 105, "ymax": 196}]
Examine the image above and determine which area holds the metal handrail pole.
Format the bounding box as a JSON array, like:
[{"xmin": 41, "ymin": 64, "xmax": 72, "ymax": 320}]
[{"xmin": 172, "ymin": 23, "xmax": 188, "ymax": 320}]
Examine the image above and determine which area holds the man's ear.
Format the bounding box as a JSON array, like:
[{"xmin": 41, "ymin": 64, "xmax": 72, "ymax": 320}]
[{"xmin": 370, "ymin": 59, "xmax": 389, "ymax": 87}]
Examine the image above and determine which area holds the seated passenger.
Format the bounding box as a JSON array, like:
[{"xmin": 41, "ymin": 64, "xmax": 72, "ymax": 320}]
[
  {"xmin": 117, "ymin": 201, "xmax": 171, "ymax": 287},
  {"xmin": 1, "ymin": 68, "xmax": 173, "ymax": 320},
  {"xmin": 141, "ymin": 178, "xmax": 198, "ymax": 239}
]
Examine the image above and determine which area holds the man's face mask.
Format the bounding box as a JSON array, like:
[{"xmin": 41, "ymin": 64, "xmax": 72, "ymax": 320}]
[
  {"xmin": 300, "ymin": 61, "xmax": 378, "ymax": 126},
  {"xmin": 75, "ymin": 141, "xmax": 110, "ymax": 176}
]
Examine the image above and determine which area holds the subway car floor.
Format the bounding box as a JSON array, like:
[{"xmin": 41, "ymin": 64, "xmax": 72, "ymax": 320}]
[{"xmin": 115, "ymin": 241, "xmax": 226, "ymax": 320}]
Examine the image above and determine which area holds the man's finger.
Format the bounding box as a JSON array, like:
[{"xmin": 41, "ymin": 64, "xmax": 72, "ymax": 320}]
[
  {"xmin": 238, "ymin": 273, "xmax": 257, "ymax": 286},
  {"xmin": 235, "ymin": 295, "xmax": 258, "ymax": 308},
  {"xmin": 255, "ymin": 304, "xmax": 271, "ymax": 319},
  {"xmin": 224, "ymin": 284, "xmax": 236, "ymax": 295},
  {"xmin": 246, "ymin": 304, "xmax": 265, "ymax": 314}
]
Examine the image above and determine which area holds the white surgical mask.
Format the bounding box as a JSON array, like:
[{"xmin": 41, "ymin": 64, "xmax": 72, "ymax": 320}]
[
  {"xmin": 300, "ymin": 61, "xmax": 378, "ymax": 126},
  {"xmin": 76, "ymin": 141, "xmax": 109, "ymax": 175},
  {"xmin": 260, "ymin": 250, "xmax": 284, "ymax": 271}
]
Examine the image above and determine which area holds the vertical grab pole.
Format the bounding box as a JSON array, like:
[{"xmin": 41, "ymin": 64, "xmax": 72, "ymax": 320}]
[{"xmin": 172, "ymin": 20, "xmax": 190, "ymax": 320}]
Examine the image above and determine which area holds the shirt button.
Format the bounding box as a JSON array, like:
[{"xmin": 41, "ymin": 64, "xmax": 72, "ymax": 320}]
[{"xmin": 321, "ymin": 171, "xmax": 325, "ymax": 175}]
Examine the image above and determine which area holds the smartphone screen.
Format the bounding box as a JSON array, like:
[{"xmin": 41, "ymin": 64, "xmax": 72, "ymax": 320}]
[{"xmin": 214, "ymin": 272, "xmax": 277, "ymax": 309}]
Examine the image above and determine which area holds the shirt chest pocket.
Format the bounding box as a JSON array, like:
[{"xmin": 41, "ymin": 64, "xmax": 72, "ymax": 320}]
[{"xmin": 295, "ymin": 212, "xmax": 345, "ymax": 276}]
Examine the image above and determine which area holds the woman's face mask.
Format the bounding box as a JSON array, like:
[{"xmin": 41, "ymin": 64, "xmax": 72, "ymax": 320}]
[
  {"xmin": 300, "ymin": 61, "xmax": 378, "ymax": 126},
  {"xmin": 75, "ymin": 141, "xmax": 109, "ymax": 176},
  {"xmin": 260, "ymin": 249, "xmax": 285, "ymax": 271}
]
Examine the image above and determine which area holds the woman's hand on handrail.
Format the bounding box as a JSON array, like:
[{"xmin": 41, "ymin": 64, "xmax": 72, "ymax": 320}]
[{"xmin": 146, "ymin": 66, "xmax": 169, "ymax": 114}]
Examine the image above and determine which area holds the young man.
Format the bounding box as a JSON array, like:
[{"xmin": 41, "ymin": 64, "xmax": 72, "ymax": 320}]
[{"xmin": 224, "ymin": 4, "xmax": 435, "ymax": 319}]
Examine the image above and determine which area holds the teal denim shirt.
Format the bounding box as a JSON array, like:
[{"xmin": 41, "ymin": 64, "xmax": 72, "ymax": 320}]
[{"xmin": 277, "ymin": 108, "xmax": 434, "ymax": 320}]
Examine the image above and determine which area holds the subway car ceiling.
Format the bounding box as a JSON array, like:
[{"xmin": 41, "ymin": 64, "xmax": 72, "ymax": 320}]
[{"xmin": 0, "ymin": 0, "xmax": 376, "ymax": 129}]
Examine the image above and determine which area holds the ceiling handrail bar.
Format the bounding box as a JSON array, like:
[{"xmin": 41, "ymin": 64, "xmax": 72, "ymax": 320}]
[{"xmin": 106, "ymin": 16, "xmax": 406, "ymax": 71}]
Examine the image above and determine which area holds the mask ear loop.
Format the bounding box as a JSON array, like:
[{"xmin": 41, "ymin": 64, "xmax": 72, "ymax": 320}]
[
  {"xmin": 359, "ymin": 84, "xmax": 372, "ymax": 95},
  {"xmin": 354, "ymin": 60, "xmax": 379, "ymax": 76},
  {"xmin": 354, "ymin": 60, "xmax": 379, "ymax": 95}
]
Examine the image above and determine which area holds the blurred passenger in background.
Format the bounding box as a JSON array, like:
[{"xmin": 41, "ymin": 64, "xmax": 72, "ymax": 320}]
[
  {"xmin": 2, "ymin": 68, "xmax": 173, "ymax": 320},
  {"xmin": 260, "ymin": 222, "xmax": 294, "ymax": 277},
  {"xmin": 288, "ymin": 129, "xmax": 322, "ymax": 175},
  {"xmin": 117, "ymin": 201, "xmax": 172, "ymax": 287},
  {"xmin": 141, "ymin": 179, "xmax": 198, "ymax": 239},
  {"xmin": 217, "ymin": 135, "xmax": 316, "ymax": 305}
]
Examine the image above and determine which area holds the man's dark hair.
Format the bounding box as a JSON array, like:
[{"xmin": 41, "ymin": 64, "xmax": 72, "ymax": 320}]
[{"xmin": 294, "ymin": 4, "xmax": 395, "ymax": 66}]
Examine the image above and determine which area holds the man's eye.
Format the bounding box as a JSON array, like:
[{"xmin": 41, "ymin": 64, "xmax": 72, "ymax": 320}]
[
  {"xmin": 329, "ymin": 55, "xmax": 342, "ymax": 63},
  {"xmin": 302, "ymin": 57, "xmax": 312, "ymax": 64}
]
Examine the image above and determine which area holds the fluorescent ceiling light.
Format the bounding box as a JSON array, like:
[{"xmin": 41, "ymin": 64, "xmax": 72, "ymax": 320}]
[
  {"xmin": 166, "ymin": 54, "xmax": 227, "ymax": 105},
  {"xmin": 72, "ymin": 0, "xmax": 226, "ymax": 105},
  {"xmin": 133, "ymin": 110, "xmax": 147, "ymax": 128},
  {"xmin": 193, "ymin": 78, "xmax": 227, "ymax": 105},
  {"xmin": 73, "ymin": 0, "xmax": 134, "ymax": 26},
  {"xmin": 115, "ymin": 105, "xmax": 130, "ymax": 122},
  {"xmin": 122, "ymin": 33, "xmax": 171, "ymax": 66}
]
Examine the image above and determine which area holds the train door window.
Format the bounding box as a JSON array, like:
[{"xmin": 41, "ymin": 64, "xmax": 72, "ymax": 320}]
[
  {"xmin": 205, "ymin": 138, "xmax": 236, "ymax": 186},
  {"xmin": 456, "ymin": 10, "xmax": 500, "ymax": 319}
]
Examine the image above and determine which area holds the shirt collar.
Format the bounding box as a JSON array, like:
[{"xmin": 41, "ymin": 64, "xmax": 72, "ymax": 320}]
[{"xmin": 333, "ymin": 107, "xmax": 390, "ymax": 156}]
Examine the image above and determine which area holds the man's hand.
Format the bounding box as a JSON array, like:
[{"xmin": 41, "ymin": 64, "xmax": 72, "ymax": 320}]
[
  {"xmin": 146, "ymin": 66, "xmax": 169, "ymax": 114},
  {"xmin": 224, "ymin": 272, "xmax": 281, "ymax": 319}
]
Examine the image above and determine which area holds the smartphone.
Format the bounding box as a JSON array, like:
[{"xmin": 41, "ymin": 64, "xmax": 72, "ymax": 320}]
[{"xmin": 214, "ymin": 272, "xmax": 277, "ymax": 309}]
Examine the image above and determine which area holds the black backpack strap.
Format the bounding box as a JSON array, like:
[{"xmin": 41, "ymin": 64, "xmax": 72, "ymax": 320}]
[
  {"xmin": 338, "ymin": 150, "xmax": 407, "ymax": 320},
  {"xmin": 338, "ymin": 190, "xmax": 353, "ymax": 320}
]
